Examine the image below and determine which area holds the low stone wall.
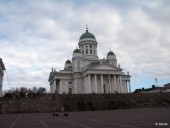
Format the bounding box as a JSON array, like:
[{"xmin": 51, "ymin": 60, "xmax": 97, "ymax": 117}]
[{"xmin": 0, "ymin": 93, "xmax": 170, "ymax": 113}]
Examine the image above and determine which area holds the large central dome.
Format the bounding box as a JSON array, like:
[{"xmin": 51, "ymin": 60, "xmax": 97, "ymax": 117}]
[{"xmin": 79, "ymin": 29, "xmax": 96, "ymax": 40}]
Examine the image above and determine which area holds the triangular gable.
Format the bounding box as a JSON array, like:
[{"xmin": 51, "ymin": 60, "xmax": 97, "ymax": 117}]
[{"xmin": 90, "ymin": 63, "xmax": 121, "ymax": 71}]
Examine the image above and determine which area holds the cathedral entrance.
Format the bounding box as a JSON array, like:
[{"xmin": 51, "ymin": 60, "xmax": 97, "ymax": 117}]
[
  {"xmin": 68, "ymin": 88, "xmax": 72, "ymax": 94},
  {"xmin": 103, "ymin": 85, "xmax": 106, "ymax": 93}
]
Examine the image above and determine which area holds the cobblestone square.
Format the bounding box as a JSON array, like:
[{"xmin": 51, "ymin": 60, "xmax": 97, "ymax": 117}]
[{"xmin": 0, "ymin": 108, "xmax": 169, "ymax": 128}]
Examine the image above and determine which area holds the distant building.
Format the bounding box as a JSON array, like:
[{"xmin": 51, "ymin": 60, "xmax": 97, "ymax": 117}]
[
  {"xmin": 136, "ymin": 83, "xmax": 170, "ymax": 93},
  {"xmin": 0, "ymin": 58, "xmax": 5, "ymax": 97},
  {"xmin": 49, "ymin": 27, "xmax": 131, "ymax": 94},
  {"xmin": 162, "ymin": 83, "xmax": 170, "ymax": 92}
]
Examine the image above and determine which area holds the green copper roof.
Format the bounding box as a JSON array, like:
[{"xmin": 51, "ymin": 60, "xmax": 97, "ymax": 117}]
[
  {"xmin": 65, "ymin": 59, "xmax": 71, "ymax": 64},
  {"xmin": 107, "ymin": 51, "xmax": 115, "ymax": 56},
  {"xmin": 80, "ymin": 30, "xmax": 96, "ymax": 40},
  {"xmin": 73, "ymin": 48, "xmax": 81, "ymax": 53}
]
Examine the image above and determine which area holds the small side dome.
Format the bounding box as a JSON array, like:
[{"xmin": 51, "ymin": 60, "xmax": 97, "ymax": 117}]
[
  {"xmin": 65, "ymin": 59, "xmax": 71, "ymax": 64},
  {"xmin": 73, "ymin": 48, "xmax": 82, "ymax": 58},
  {"xmin": 107, "ymin": 51, "xmax": 115, "ymax": 56},
  {"xmin": 107, "ymin": 50, "xmax": 116, "ymax": 60},
  {"xmin": 73, "ymin": 48, "xmax": 81, "ymax": 53},
  {"xmin": 65, "ymin": 59, "xmax": 72, "ymax": 70}
]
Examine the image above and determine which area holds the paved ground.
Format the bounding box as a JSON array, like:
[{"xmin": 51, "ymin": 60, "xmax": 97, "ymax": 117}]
[{"xmin": 0, "ymin": 108, "xmax": 169, "ymax": 128}]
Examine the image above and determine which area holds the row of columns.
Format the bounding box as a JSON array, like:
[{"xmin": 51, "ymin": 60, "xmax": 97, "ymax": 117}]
[{"xmin": 83, "ymin": 74, "xmax": 131, "ymax": 94}]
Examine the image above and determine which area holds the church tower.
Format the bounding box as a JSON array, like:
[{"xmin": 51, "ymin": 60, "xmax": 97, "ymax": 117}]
[{"xmin": 78, "ymin": 26, "xmax": 98, "ymax": 60}]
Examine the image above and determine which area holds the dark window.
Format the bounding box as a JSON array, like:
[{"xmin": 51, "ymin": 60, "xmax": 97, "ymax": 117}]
[
  {"xmin": 82, "ymin": 50, "xmax": 84, "ymax": 55},
  {"xmin": 69, "ymin": 81, "xmax": 72, "ymax": 84},
  {"xmin": 94, "ymin": 50, "xmax": 95, "ymax": 54},
  {"xmin": 90, "ymin": 45, "xmax": 92, "ymax": 48},
  {"xmin": 86, "ymin": 49, "xmax": 88, "ymax": 54},
  {"xmin": 90, "ymin": 50, "xmax": 92, "ymax": 54}
]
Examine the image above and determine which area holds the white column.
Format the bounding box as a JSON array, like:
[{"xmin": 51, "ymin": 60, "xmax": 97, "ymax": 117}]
[
  {"xmin": 94, "ymin": 74, "xmax": 98, "ymax": 93},
  {"xmin": 60, "ymin": 80, "xmax": 62, "ymax": 94},
  {"xmin": 53, "ymin": 80, "xmax": 56, "ymax": 93},
  {"xmin": 122, "ymin": 81, "xmax": 125, "ymax": 93},
  {"xmin": 85, "ymin": 76, "xmax": 88, "ymax": 94},
  {"xmin": 84, "ymin": 76, "xmax": 86, "ymax": 93},
  {"xmin": 115, "ymin": 76, "xmax": 118, "ymax": 92},
  {"xmin": 88, "ymin": 74, "xmax": 91, "ymax": 93},
  {"xmin": 101, "ymin": 74, "xmax": 104, "ymax": 93},
  {"xmin": 125, "ymin": 81, "xmax": 128, "ymax": 93},
  {"xmin": 126, "ymin": 80, "xmax": 128, "ymax": 93},
  {"xmin": 83, "ymin": 77, "xmax": 85, "ymax": 93},
  {"xmin": 95, "ymin": 46, "xmax": 97, "ymax": 55},
  {"xmin": 120, "ymin": 76, "xmax": 123, "ymax": 93},
  {"xmin": 108, "ymin": 75, "xmax": 111, "ymax": 93},
  {"xmin": 88, "ymin": 45, "xmax": 90, "ymax": 55},
  {"xmin": 74, "ymin": 79, "xmax": 77, "ymax": 94},
  {"xmin": 111, "ymin": 76, "xmax": 114, "ymax": 93},
  {"xmin": 113, "ymin": 75, "xmax": 116, "ymax": 93},
  {"xmin": 129, "ymin": 80, "xmax": 131, "ymax": 93},
  {"xmin": 124, "ymin": 81, "xmax": 128, "ymax": 93}
]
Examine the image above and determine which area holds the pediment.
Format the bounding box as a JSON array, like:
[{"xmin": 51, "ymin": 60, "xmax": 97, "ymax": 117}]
[{"xmin": 91, "ymin": 64, "xmax": 120, "ymax": 71}]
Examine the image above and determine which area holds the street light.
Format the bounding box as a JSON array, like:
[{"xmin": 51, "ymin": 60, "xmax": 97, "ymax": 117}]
[{"xmin": 155, "ymin": 78, "xmax": 158, "ymax": 86}]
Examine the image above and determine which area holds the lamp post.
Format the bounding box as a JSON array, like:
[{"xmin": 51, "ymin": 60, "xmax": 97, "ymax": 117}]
[{"xmin": 155, "ymin": 78, "xmax": 158, "ymax": 86}]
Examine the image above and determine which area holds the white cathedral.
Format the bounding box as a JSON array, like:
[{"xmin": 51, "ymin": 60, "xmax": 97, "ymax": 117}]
[{"xmin": 49, "ymin": 27, "xmax": 131, "ymax": 94}]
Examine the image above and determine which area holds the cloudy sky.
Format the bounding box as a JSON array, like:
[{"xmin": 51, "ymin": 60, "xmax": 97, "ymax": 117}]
[{"xmin": 0, "ymin": 0, "xmax": 170, "ymax": 92}]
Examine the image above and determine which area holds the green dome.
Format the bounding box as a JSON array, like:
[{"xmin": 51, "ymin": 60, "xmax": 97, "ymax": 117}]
[
  {"xmin": 73, "ymin": 48, "xmax": 81, "ymax": 53},
  {"xmin": 80, "ymin": 30, "xmax": 96, "ymax": 40},
  {"xmin": 65, "ymin": 59, "xmax": 71, "ymax": 64},
  {"xmin": 107, "ymin": 51, "xmax": 115, "ymax": 56}
]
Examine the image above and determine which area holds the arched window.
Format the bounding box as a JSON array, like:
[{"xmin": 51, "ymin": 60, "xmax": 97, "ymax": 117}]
[
  {"xmin": 86, "ymin": 49, "xmax": 88, "ymax": 54},
  {"xmin": 85, "ymin": 45, "xmax": 88, "ymax": 54},
  {"xmin": 82, "ymin": 46, "xmax": 84, "ymax": 55},
  {"xmin": 90, "ymin": 45, "xmax": 93, "ymax": 54},
  {"xmin": 90, "ymin": 49, "xmax": 92, "ymax": 54}
]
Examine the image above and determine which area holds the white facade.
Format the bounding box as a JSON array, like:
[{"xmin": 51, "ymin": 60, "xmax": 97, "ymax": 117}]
[
  {"xmin": 49, "ymin": 28, "xmax": 131, "ymax": 94},
  {"xmin": 0, "ymin": 58, "xmax": 5, "ymax": 97}
]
